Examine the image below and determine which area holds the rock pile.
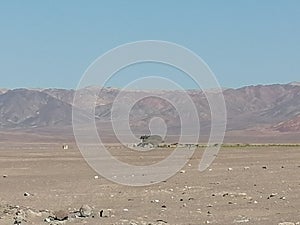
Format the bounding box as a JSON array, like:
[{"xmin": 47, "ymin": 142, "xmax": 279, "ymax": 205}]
[
  {"xmin": 0, "ymin": 203, "xmax": 115, "ymax": 225},
  {"xmin": 0, "ymin": 202, "xmax": 173, "ymax": 225}
]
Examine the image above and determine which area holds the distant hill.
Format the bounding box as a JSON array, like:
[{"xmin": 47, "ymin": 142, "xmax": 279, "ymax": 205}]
[
  {"xmin": 272, "ymin": 115, "xmax": 300, "ymax": 132},
  {"xmin": 0, "ymin": 83, "xmax": 299, "ymax": 141}
]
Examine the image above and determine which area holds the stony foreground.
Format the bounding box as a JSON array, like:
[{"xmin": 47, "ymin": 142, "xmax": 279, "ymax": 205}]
[{"xmin": 0, "ymin": 143, "xmax": 300, "ymax": 224}]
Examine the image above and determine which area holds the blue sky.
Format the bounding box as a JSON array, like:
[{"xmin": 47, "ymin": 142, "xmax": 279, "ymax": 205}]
[{"xmin": 0, "ymin": 1, "xmax": 299, "ymax": 89}]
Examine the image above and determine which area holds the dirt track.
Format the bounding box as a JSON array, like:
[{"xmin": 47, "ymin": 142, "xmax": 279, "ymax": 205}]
[{"xmin": 0, "ymin": 143, "xmax": 299, "ymax": 225}]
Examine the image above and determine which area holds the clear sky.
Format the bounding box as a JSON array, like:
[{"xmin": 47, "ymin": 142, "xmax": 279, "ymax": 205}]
[{"xmin": 0, "ymin": 1, "xmax": 299, "ymax": 89}]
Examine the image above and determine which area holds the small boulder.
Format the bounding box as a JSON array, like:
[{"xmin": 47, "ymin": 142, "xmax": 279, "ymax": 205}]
[
  {"xmin": 99, "ymin": 209, "xmax": 113, "ymax": 218},
  {"xmin": 54, "ymin": 210, "xmax": 69, "ymax": 221},
  {"xmin": 44, "ymin": 217, "xmax": 52, "ymax": 223},
  {"xmin": 79, "ymin": 205, "xmax": 93, "ymax": 217}
]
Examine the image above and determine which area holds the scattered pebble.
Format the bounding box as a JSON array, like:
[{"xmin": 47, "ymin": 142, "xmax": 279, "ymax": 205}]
[
  {"xmin": 268, "ymin": 193, "xmax": 278, "ymax": 199},
  {"xmin": 24, "ymin": 192, "xmax": 31, "ymax": 197},
  {"xmin": 14, "ymin": 209, "xmax": 26, "ymax": 225}
]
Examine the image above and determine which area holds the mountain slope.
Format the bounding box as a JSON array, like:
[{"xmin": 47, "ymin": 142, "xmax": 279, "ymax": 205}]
[{"xmin": 0, "ymin": 89, "xmax": 72, "ymax": 128}]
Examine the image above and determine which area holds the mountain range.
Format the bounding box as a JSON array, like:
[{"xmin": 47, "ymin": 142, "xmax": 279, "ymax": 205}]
[{"xmin": 0, "ymin": 83, "xmax": 299, "ymax": 143}]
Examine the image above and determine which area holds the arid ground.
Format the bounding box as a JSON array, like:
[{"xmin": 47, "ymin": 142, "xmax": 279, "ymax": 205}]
[{"xmin": 0, "ymin": 143, "xmax": 299, "ymax": 225}]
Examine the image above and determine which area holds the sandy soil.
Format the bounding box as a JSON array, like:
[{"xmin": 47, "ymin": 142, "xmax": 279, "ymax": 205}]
[{"xmin": 0, "ymin": 143, "xmax": 299, "ymax": 225}]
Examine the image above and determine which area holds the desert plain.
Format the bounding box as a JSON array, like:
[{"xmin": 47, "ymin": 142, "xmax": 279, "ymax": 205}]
[{"xmin": 0, "ymin": 142, "xmax": 299, "ymax": 225}]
